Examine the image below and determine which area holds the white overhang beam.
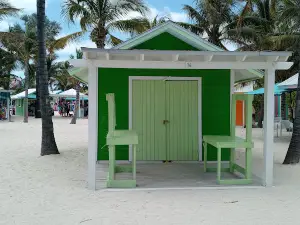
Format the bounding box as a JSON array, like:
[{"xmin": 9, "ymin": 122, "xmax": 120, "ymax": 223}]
[
  {"xmin": 236, "ymin": 55, "xmax": 248, "ymax": 62},
  {"xmin": 89, "ymin": 60, "xmax": 293, "ymax": 70},
  {"xmin": 139, "ymin": 54, "xmax": 144, "ymax": 61},
  {"xmin": 105, "ymin": 53, "xmax": 110, "ymax": 60},
  {"xmin": 205, "ymin": 54, "xmax": 214, "ymax": 62},
  {"xmin": 172, "ymin": 54, "xmax": 179, "ymax": 61},
  {"xmin": 69, "ymin": 59, "xmax": 88, "ymax": 67}
]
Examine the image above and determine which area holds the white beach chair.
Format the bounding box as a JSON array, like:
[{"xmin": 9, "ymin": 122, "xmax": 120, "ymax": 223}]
[
  {"xmin": 280, "ymin": 120, "xmax": 293, "ymax": 136},
  {"xmin": 262, "ymin": 117, "xmax": 282, "ymax": 137}
]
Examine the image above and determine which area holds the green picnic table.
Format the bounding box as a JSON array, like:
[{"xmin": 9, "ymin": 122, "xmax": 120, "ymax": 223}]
[{"xmin": 203, "ymin": 94, "xmax": 254, "ymax": 185}]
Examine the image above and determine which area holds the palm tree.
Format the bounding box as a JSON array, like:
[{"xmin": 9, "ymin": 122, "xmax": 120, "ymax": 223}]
[
  {"xmin": 179, "ymin": 0, "xmax": 238, "ymax": 49},
  {"xmin": 0, "ymin": 23, "xmax": 37, "ymax": 123},
  {"xmin": 37, "ymin": 0, "xmax": 59, "ymax": 155},
  {"xmin": 0, "ymin": 0, "xmax": 20, "ymax": 22},
  {"xmin": 228, "ymin": 0, "xmax": 300, "ymax": 51},
  {"xmin": 0, "ymin": 48, "xmax": 17, "ymax": 90},
  {"xmin": 278, "ymin": 0, "xmax": 300, "ymax": 164},
  {"xmin": 62, "ymin": 0, "xmax": 149, "ymax": 48},
  {"xmin": 20, "ymin": 13, "xmax": 83, "ymax": 118},
  {"xmin": 70, "ymin": 49, "xmax": 83, "ymax": 124}
]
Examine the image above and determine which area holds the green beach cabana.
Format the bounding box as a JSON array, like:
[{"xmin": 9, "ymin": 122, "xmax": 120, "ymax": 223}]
[
  {"xmin": 69, "ymin": 21, "xmax": 293, "ymax": 190},
  {"xmin": 11, "ymin": 89, "xmax": 62, "ymax": 116}
]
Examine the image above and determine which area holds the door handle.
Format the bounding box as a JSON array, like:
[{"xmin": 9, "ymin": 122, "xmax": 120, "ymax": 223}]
[{"xmin": 163, "ymin": 120, "xmax": 169, "ymax": 125}]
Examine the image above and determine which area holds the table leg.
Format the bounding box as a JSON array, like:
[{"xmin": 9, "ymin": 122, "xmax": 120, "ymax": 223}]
[
  {"xmin": 245, "ymin": 148, "xmax": 252, "ymax": 180},
  {"xmin": 132, "ymin": 145, "xmax": 136, "ymax": 180},
  {"xmin": 204, "ymin": 142, "xmax": 207, "ymax": 172},
  {"xmin": 108, "ymin": 145, "xmax": 115, "ymax": 180},
  {"xmin": 217, "ymin": 147, "xmax": 221, "ymax": 183},
  {"xmin": 230, "ymin": 148, "xmax": 235, "ymax": 173}
]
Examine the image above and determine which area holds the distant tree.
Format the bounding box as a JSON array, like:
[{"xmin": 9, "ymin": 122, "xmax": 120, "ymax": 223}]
[
  {"xmin": 179, "ymin": 0, "xmax": 238, "ymax": 49},
  {"xmin": 70, "ymin": 49, "xmax": 83, "ymax": 124}
]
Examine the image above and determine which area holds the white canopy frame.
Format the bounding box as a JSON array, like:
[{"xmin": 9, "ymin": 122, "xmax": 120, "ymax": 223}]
[{"xmin": 69, "ymin": 49, "xmax": 293, "ymax": 190}]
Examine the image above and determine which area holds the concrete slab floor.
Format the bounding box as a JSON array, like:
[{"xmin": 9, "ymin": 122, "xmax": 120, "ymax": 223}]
[{"xmin": 96, "ymin": 162, "xmax": 262, "ymax": 190}]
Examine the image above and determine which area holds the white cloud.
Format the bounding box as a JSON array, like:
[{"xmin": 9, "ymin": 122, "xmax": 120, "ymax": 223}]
[
  {"xmin": 119, "ymin": 6, "xmax": 188, "ymax": 23},
  {"xmin": 56, "ymin": 39, "xmax": 96, "ymax": 61},
  {"xmin": 10, "ymin": 0, "xmax": 37, "ymax": 13},
  {"xmin": 0, "ymin": 21, "xmax": 9, "ymax": 31}
]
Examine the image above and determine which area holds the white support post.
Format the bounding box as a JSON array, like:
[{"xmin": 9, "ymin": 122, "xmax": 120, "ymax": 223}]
[
  {"xmin": 263, "ymin": 67, "xmax": 275, "ymax": 187},
  {"xmin": 6, "ymin": 96, "xmax": 10, "ymax": 119},
  {"xmin": 78, "ymin": 97, "xmax": 81, "ymax": 118},
  {"xmin": 88, "ymin": 64, "xmax": 98, "ymax": 190},
  {"xmin": 230, "ymin": 70, "xmax": 235, "ymax": 124}
]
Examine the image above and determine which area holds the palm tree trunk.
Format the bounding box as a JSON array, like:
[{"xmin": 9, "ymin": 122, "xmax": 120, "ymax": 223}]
[
  {"xmin": 95, "ymin": 26, "xmax": 106, "ymax": 48},
  {"xmin": 96, "ymin": 38, "xmax": 105, "ymax": 48},
  {"xmin": 23, "ymin": 60, "xmax": 29, "ymax": 123},
  {"xmin": 283, "ymin": 72, "xmax": 300, "ymax": 164},
  {"xmin": 70, "ymin": 82, "xmax": 80, "ymax": 124},
  {"xmin": 37, "ymin": 0, "xmax": 59, "ymax": 156}
]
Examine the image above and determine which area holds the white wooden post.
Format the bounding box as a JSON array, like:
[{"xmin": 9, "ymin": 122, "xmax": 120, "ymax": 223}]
[
  {"xmin": 230, "ymin": 70, "xmax": 235, "ymax": 123},
  {"xmin": 88, "ymin": 64, "xmax": 98, "ymax": 190},
  {"xmin": 263, "ymin": 67, "xmax": 275, "ymax": 187},
  {"xmin": 6, "ymin": 96, "xmax": 10, "ymax": 119},
  {"xmin": 78, "ymin": 96, "xmax": 81, "ymax": 118}
]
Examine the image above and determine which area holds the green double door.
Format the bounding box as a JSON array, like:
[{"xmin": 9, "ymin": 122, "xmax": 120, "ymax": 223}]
[{"xmin": 132, "ymin": 79, "xmax": 199, "ymax": 161}]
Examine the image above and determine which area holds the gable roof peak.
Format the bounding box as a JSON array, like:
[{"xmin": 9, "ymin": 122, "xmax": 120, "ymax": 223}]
[{"xmin": 113, "ymin": 20, "xmax": 223, "ymax": 51}]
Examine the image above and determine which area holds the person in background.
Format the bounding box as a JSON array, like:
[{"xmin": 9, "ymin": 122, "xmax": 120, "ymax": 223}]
[
  {"xmin": 66, "ymin": 102, "xmax": 70, "ymax": 117},
  {"xmin": 252, "ymin": 105, "xmax": 256, "ymax": 127},
  {"xmin": 0, "ymin": 103, "xmax": 3, "ymax": 120}
]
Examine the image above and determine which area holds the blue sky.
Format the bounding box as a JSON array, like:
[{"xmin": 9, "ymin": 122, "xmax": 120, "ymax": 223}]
[{"xmin": 1, "ymin": 0, "xmax": 235, "ymax": 77}]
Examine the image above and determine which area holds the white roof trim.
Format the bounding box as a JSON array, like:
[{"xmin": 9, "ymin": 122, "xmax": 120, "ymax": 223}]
[
  {"xmin": 113, "ymin": 21, "xmax": 220, "ymax": 51},
  {"xmin": 71, "ymin": 49, "xmax": 293, "ymax": 83},
  {"xmin": 81, "ymin": 48, "xmax": 292, "ymax": 61},
  {"xmin": 277, "ymin": 73, "xmax": 298, "ymax": 89}
]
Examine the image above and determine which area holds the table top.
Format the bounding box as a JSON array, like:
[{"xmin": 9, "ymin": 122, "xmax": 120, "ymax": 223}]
[{"xmin": 203, "ymin": 135, "xmax": 253, "ymax": 148}]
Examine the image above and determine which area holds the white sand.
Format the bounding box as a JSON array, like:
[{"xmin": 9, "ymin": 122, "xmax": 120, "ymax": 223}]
[{"xmin": 1, "ymin": 117, "xmax": 300, "ymax": 225}]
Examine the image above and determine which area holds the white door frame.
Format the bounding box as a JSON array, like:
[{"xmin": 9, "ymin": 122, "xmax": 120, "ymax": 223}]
[{"xmin": 128, "ymin": 76, "xmax": 202, "ymax": 161}]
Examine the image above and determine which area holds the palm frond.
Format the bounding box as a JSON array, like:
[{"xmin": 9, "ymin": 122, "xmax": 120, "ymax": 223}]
[
  {"xmin": 266, "ymin": 34, "xmax": 300, "ymax": 50},
  {"xmin": 0, "ymin": 0, "xmax": 20, "ymax": 21},
  {"xmin": 48, "ymin": 31, "xmax": 84, "ymax": 53},
  {"xmin": 114, "ymin": 0, "xmax": 149, "ymax": 17},
  {"xmin": 182, "ymin": 4, "xmax": 205, "ymax": 24},
  {"xmin": 237, "ymin": 0, "xmax": 253, "ymax": 27},
  {"xmin": 108, "ymin": 18, "xmax": 150, "ymax": 34},
  {"xmin": 175, "ymin": 22, "xmax": 204, "ymax": 35},
  {"xmin": 107, "ymin": 34, "xmax": 123, "ymax": 47},
  {"xmin": 62, "ymin": 0, "xmax": 92, "ymax": 31}
]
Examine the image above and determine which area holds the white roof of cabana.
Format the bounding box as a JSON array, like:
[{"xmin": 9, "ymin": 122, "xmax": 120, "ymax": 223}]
[
  {"xmin": 277, "ymin": 73, "xmax": 298, "ymax": 89},
  {"xmin": 11, "ymin": 88, "xmax": 36, "ymax": 100},
  {"xmin": 11, "ymin": 89, "xmax": 62, "ymax": 99},
  {"xmin": 68, "ymin": 22, "xmax": 292, "ymax": 83},
  {"xmin": 235, "ymin": 83, "xmax": 254, "ymax": 93},
  {"xmin": 54, "ymin": 88, "xmax": 88, "ymax": 98},
  {"xmin": 70, "ymin": 49, "xmax": 292, "ymax": 83}
]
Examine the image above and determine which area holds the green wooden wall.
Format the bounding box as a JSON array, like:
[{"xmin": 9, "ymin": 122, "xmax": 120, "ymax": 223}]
[
  {"xmin": 15, "ymin": 99, "xmax": 24, "ymax": 116},
  {"xmin": 97, "ymin": 32, "xmax": 231, "ymax": 161}
]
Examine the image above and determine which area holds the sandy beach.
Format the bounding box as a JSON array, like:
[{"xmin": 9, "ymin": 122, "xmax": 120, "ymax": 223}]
[{"xmin": 1, "ymin": 116, "xmax": 300, "ymax": 225}]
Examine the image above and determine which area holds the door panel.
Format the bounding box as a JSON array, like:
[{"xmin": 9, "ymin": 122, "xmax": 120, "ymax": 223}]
[
  {"xmin": 132, "ymin": 80, "xmax": 166, "ymax": 160},
  {"xmin": 166, "ymin": 81, "xmax": 199, "ymax": 160}
]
